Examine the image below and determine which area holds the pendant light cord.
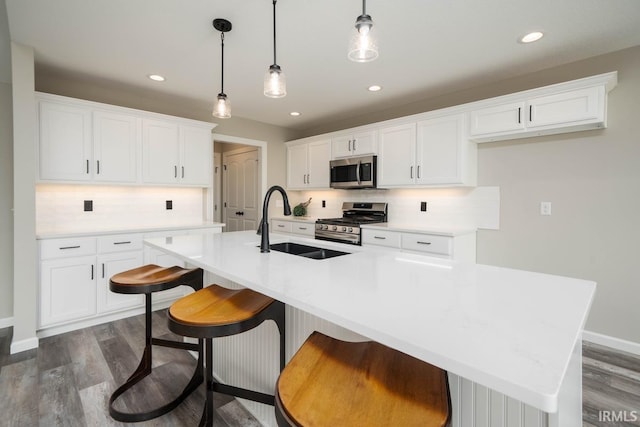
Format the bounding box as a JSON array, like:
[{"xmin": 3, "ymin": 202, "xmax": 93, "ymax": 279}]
[
  {"xmin": 362, "ymin": 0, "xmax": 366, "ymax": 14},
  {"xmin": 272, "ymin": 0, "xmax": 277, "ymax": 65},
  {"xmin": 220, "ymin": 32, "xmax": 225, "ymax": 93}
]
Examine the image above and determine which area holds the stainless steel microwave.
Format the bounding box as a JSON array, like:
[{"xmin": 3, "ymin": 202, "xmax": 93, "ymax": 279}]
[{"xmin": 329, "ymin": 155, "xmax": 377, "ymax": 189}]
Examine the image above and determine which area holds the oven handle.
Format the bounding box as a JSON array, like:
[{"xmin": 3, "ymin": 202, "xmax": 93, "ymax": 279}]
[{"xmin": 356, "ymin": 161, "xmax": 361, "ymax": 185}]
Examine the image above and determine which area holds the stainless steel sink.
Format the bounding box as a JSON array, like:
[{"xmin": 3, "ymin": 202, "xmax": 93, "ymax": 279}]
[{"xmin": 268, "ymin": 242, "xmax": 350, "ymax": 260}]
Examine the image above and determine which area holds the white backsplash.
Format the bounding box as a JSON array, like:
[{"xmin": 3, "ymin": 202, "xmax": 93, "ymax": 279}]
[
  {"xmin": 36, "ymin": 184, "xmax": 205, "ymax": 232},
  {"xmin": 287, "ymin": 186, "xmax": 500, "ymax": 230}
]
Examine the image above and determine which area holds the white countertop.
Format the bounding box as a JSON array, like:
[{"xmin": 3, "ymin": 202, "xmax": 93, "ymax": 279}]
[
  {"xmin": 145, "ymin": 230, "xmax": 595, "ymax": 413},
  {"xmin": 37, "ymin": 221, "xmax": 225, "ymax": 239},
  {"xmin": 361, "ymin": 223, "xmax": 477, "ymax": 236}
]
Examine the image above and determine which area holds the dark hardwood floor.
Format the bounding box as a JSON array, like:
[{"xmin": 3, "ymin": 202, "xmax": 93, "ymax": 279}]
[
  {"xmin": 0, "ymin": 310, "xmax": 261, "ymax": 427},
  {"xmin": 1, "ymin": 312, "xmax": 639, "ymax": 426}
]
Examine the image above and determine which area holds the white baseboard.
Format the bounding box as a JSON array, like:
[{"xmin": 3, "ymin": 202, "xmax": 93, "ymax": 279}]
[
  {"xmin": 10, "ymin": 336, "xmax": 39, "ymax": 354},
  {"xmin": 0, "ymin": 316, "xmax": 14, "ymax": 329},
  {"xmin": 583, "ymin": 330, "xmax": 640, "ymax": 356}
]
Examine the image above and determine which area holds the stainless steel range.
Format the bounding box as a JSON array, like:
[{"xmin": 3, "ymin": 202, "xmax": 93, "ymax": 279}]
[{"xmin": 315, "ymin": 202, "xmax": 387, "ymax": 245}]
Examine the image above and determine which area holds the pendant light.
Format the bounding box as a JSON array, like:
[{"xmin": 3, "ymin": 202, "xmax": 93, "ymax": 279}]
[
  {"xmin": 264, "ymin": 0, "xmax": 286, "ymax": 98},
  {"xmin": 348, "ymin": 0, "xmax": 378, "ymax": 62},
  {"xmin": 212, "ymin": 18, "xmax": 232, "ymax": 118}
]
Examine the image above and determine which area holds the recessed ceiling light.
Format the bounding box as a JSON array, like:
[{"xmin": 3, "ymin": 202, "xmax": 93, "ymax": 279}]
[
  {"xmin": 290, "ymin": 111, "xmax": 301, "ymax": 117},
  {"xmin": 520, "ymin": 31, "xmax": 544, "ymax": 44},
  {"xmin": 368, "ymin": 85, "xmax": 382, "ymax": 92},
  {"xmin": 148, "ymin": 74, "xmax": 165, "ymax": 82}
]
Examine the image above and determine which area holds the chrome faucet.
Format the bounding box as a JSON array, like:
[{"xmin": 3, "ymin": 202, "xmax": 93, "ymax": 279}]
[{"xmin": 257, "ymin": 185, "xmax": 292, "ymax": 252}]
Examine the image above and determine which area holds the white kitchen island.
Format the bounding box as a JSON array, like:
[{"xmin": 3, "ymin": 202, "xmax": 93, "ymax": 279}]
[{"xmin": 145, "ymin": 230, "xmax": 595, "ymax": 427}]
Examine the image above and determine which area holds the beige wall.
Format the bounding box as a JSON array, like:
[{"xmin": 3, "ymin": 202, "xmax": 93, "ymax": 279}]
[{"xmin": 0, "ymin": 82, "xmax": 12, "ymax": 320}]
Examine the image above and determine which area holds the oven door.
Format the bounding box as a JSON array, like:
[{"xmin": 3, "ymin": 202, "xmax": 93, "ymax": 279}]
[
  {"xmin": 315, "ymin": 226, "xmax": 361, "ymax": 245},
  {"xmin": 330, "ymin": 156, "xmax": 376, "ymax": 189}
]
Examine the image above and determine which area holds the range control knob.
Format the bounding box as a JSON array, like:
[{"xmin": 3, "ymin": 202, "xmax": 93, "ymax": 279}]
[
  {"xmin": 322, "ymin": 225, "xmax": 328, "ymax": 230},
  {"xmin": 348, "ymin": 227, "xmax": 353, "ymax": 233},
  {"xmin": 332, "ymin": 225, "xmax": 338, "ymax": 231},
  {"xmin": 341, "ymin": 227, "xmax": 347, "ymax": 232}
]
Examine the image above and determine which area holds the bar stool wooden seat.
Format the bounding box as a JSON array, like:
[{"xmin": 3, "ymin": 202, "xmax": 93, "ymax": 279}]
[
  {"xmin": 108, "ymin": 264, "xmax": 204, "ymax": 422},
  {"xmin": 275, "ymin": 331, "xmax": 451, "ymax": 427},
  {"xmin": 168, "ymin": 284, "xmax": 285, "ymax": 427}
]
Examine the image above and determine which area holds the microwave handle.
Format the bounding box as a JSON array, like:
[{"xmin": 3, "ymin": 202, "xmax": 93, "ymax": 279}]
[{"xmin": 356, "ymin": 161, "xmax": 361, "ymax": 185}]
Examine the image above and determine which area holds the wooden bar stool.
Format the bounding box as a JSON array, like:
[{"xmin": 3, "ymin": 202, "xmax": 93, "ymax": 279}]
[
  {"xmin": 168, "ymin": 284, "xmax": 286, "ymax": 427},
  {"xmin": 108, "ymin": 264, "xmax": 204, "ymax": 422},
  {"xmin": 275, "ymin": 331, "xmax": 451, "ymax": 427}
]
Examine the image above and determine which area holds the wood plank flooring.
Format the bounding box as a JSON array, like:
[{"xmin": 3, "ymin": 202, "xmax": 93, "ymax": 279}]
[
  {"xmin": 1, "ymin": 312, "xmax": 639, "ymax": 426},
  {"xmin": 0, "ymin": 310, "xmax": 261, "ymax": 427}
]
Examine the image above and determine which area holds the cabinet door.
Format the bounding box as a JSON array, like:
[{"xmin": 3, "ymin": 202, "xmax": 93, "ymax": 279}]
[
  {"xmin": 416, "ymin": 114, "xmax": 465, "ymax": 185},
  {"xmin": 93, "ymin": 111, "xmax": 138, "ymax": 183},
  {"xmin": 469, "ymin": 101, "xmax": 525, "ymax": 137},
  {"xmin": 180, "ymin": 125, "xmax": 212, "ymax": 186},
  {"xmin": 528, "ymin": 86, "xmax": 603, "ymax": 129},
  {"xmin": 331, "ymin": 134, "xmax": 353, "ymax": 158},
  {"xmin": 351, "ymin": 130, "xmax": 377, "ymax": 155},
  {"xmin": 39, "ymin": 101, "xmax": 92, "ymax": 181},
  {"xmin": 378, "ymin": 123, "xmax": 416, "ymax": 187},
  {"xmin": 287, "ymin": 144, "xmax": 308, "ymax": 189},
  {"xmin": 40, "ymin": 256, "xmax": 96, "ymax": 326},
  {"xmin": 97, "ymin": 251, "xmax": 144, "ymax": 314},
  {"xmin": 142, "ymin": 119, "xmax": 180, "ymax": 184},
  {"xmin": 306, "ymin": 140, "xmax": 331, "ymax": 188},
  {"xmin": 271, "ymin": 219, "xmax": 293, "ymax": 234}
]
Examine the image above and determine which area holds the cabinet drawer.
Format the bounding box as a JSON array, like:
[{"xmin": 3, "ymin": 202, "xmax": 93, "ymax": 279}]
[
  {"xmin": 291, "ymin": 223, "xmax": 314, "ymax": 236},
  {"xmin": 401, "ymin": 233, "xmax": 452, "ymax": 256},
  {"xmin": 361, "ymin": 229, "xmax": 401, "ymax": 248},
  {"xmin": 40, "ymin": 237, "xmax": 97, "ymax": 260},
  {"xmin": 97, "ymin": 234, "xmax": 143, "ymax": 254},
  {"xmin": 272, "ymin": 220, "xmax": 292, "ymax": 233}
]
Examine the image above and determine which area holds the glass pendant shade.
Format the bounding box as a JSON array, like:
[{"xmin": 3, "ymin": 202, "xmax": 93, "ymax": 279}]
[
  {"xmin": 348, "ymin": 14, "xmax": 378, "ymax": 62},
  {"xmin": 212, "ymin": 93, "xmax": 231, "ymax": 118},
  {"xmin": 264, "ymin": 64, "xmax": 286, "ymax": 98}
]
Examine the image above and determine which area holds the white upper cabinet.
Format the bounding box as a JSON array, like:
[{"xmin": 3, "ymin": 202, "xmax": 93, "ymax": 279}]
[
  {"xmin": 469, "ymin": 72, "xmax": 616, "ymax": 142},
  {"xmin": 180, "ymin": 125, "xmax": 213, "ymax": 185},
  {"xmin": 37, "ymin": 92, "xmax": 215, "ymax": 187},
  {"xmin": 39, "ymin": 101, "xmax": 92, "ymax": 181},
  {"xmin": 142, "ymin": 119, "xmax": 212, "ymax": 186},
  {"xmin": 331, "ymin": 129, "xmax": 377, "ymax": 158},
  {"xmin": 142, "ymin": 119, "xmax": 180, "ymax": 184},
  {"xmin": 416, "ymin": 114, "xmax": 474, "ymax": 186},
  {"xmin": 378, "ymin": 123, "xmax": 416, "ymax": 187},
  {"xmin": 378, "ymin": 114, "xmax": 475, "ymax": 188},
  {"xmin": 286, "ymin": 139, "xmax": 331, "ymax": 190},
  {"xmin": 93, "ymin": 111, "xmax": 138, "ymax": 183}
]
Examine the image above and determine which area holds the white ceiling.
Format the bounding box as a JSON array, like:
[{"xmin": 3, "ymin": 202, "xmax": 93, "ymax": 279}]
[{"xmin": 5, "ymin": 0, "xmax": 640, "ymax": 131}]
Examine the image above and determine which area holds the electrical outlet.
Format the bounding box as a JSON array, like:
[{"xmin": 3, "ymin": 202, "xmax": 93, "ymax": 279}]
[
  {"xmin": 322, "ymin": 200, "xmax": 326, "ymax": 208},
  {"xmin": 420, "ymin": 201, "xmax": 427, "ymax": 212},
  {"xmin": 166, "ymin": 200, "xmax": 173, "ymax": 210},
  {"xmin": 540, "ymin": 202, "xmax": 552, "ymax": 216},
  {"xmin": 83, "ymin": 200, "xmax": 93, "ymax": 212}
]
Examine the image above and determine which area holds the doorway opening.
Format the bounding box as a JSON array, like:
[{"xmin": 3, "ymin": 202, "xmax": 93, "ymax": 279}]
[{"xmin": 210, "ymin": 134, "xmax": 267, "ymax": 232}]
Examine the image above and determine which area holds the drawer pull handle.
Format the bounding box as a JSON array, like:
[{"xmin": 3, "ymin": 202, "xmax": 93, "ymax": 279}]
[
  {"xmin": 299, "ymin": 227, "xmax": 307, "ymax": 230},
  {"xmin": 59, "ymin": 245, "xmax": 81, "ymax": 250},
  {"xmin": 417, "ymin": 241, "xmax": 432, "ymax": 245},
  {"xmin": 277, "ymin": 224, "xmax": 285, "ymax": 228},
  {"xmin": 374, "ymin": 236, "xmax": 386, "ymax": 240},
  {"xmin": 113, "ymin": 241, "xmax": 132, "ymax": 245}
]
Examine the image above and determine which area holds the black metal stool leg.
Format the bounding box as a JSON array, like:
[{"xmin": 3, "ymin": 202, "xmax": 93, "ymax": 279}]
[{"xmin": 109, "ymin": 293, "xmax": 204, "ymax": 422}]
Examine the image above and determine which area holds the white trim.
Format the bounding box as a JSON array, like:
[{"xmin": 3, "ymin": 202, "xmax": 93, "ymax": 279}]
[
  {"xmin": 582, "ymin": 330, "xmax": 640, "ymax": 356},
  {"xmin": 0, "ymin": 316, "xmax": 14, "ymax": 329},
  {"xmin": 10, "ymin": 336, "xmax": 39, "ymax": 354}
]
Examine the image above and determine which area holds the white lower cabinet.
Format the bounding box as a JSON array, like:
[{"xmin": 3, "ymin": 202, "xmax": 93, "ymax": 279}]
[
  {"xmin": 97, "ymin": 251, "xmax": 144, "ymax": 314},
  {"xmin": 40, "ymin": 255, "xmax": 97, "ymax": 326},
  {"xmin": 271, "ymin": 219, "xmax": 315, "ymax": 237},
  {"xmin": 362, "ymin": 228, "xmax": 476, "ymax": 262}
]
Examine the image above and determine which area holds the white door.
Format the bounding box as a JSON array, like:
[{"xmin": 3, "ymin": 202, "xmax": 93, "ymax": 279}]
[
  {"xmin": 142, "ymin": 119, "xmax": 179, "ymax": 184},
  {"xmin": 224, "ymin": 149, "xmax": 260, "ymax": 232},
  {"xmin": 416, "ymin": 114, "xmax": 464, "ymax": 185},
  {"xmin": 378, "ymin": 123, "xmax": 417, "ymax": 187},
  {"xmin": 214, "ymin": 153, "xmax": 222, "ymax": 223},
  {"xmin": 93, "ymin": 111, "xmax": 138, "ymax": 183},
  {"xmin": 39, "ymin": 101, "xmax": 92, "ymax": 181},
  {"xmin": 97, "ymin": 251, "xmax": 144, "ymax": 314}
]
